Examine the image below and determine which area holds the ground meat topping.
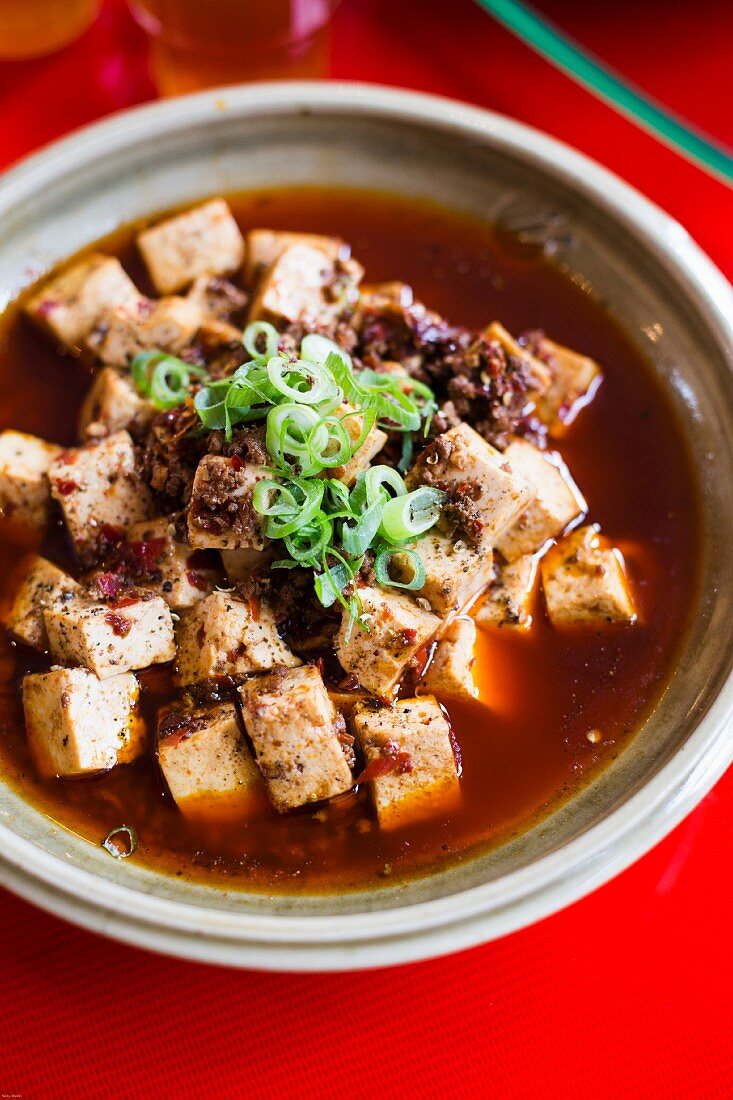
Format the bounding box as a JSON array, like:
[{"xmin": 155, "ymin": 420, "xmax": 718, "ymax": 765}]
[{"xmin": 188, "ymin": 459, "xmax": 259, "ymax": 540}]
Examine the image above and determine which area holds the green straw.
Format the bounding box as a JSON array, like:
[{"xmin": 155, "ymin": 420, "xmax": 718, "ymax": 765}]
[{"xmin": 473, "ymin": 0, "xmax": 733, "ymax": 188}]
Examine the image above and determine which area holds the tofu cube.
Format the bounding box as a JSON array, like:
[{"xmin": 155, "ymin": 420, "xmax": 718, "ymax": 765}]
[
  {"xmin": 327, "ymin": 402, "xmax": 387, "ymax": 485},
  {"xmin": 495, "ymin": 440, "xmax": 585, "ymax": 561},
  {"xmin": 174, "ymin": 590, "xmax": 300, "ymax": 685},
  {"xmin": 2, "ymin": 555, "xmax": 80, "ymax": 651},
  {"xmin": 138, "ymin": 199, "xmax": 245, "ymax": 295},
  {"xmin": 535, "ymin": 338, "xmax": 602, "ymax": 434},
  {"xmin": 352, "ymin": 695, "xmax": 460, "ymax": 830},
  {"xmin": 249, "ymin": 243, "xmax": 363, "ymax": 328},
  {"xmin": 49, "ymin": 430, "xmax": 155, "ymax": 566},
  {"xmin": 24, "ymin": 253, "xmax": 143, "ymax": 351},
  {"xmin": 0, "ymin": 430, "xmax": 61, "ymax": 532},
  {"xmin": 358, "ymin": 281, "xmax": 414, "ymax": 310},
  {"xmin": 238, "ymin": 665, "xmax": 353, "ymax": 812},
  {"xmin": 186, "ymin": 274, "xmax": 247, "ymax": 320},
  {"xmin": 157, "ymin": 701, "xmax": 264, "ymax": 816},
  {"xmin": 124, "ymin": 516, "xmax": 219, "ymax": 609},
  {"xmin": 187, "ymin": 455, "xmax": 268, "ymax": 551},
  {"xmin": 335, "ymin": 586, "xmax": 440, "ymax": 698},
  {"xmin": 475, "ymin": 554, "xmax": 537, "ymax": 630},
  {"xmin": 418, "ymin": 618, "xmax": 477, "ymax": 702},
  {"xmin": 392, "ymin": 531, "xmax": 494, "ymax": 616},
  {"xmin": 22, "ymin": 667, "xmax": 141, "ymax": 777},
  {"xmin": 408, "ymin": 423, "xmax": 535, "ymax": 552},
  {"xmin": 244, "ymin": 229, "xmax": 343, "ymax": 285},
  {"xmin": 78, "ymin": 367, "xmax": 156, "ymax": 442},
  {"xmin": 328, "ymin": 688, "xmax": 369, "ymax": 720},
  {"xmin": 484, "ymin": 321, "xmax": 553, "ymax": 393},
  {"xmin": 86, "ymin": 295, "xmax": 202, "ymax": 367},
  {"xmin": 541, "ymin": 525, "xmax": 637, "ymax": 626},
  {"xmin": 220, "ymin": 547, "xmax": 275, "ymax": 583},
  {"xmin": 44, "ymin": 593, "xmax": 176, "ymax": 678}
]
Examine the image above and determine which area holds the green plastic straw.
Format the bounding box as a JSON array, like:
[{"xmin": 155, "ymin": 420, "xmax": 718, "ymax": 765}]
[{"xmin": 473, "ymin": 0, "xmax": 733, "ymax": 188}]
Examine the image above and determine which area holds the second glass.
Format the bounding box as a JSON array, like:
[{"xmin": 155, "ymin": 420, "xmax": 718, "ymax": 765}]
[{"xmin": 129, "ymin": 0, "xmax": 339, "ymax": 95}]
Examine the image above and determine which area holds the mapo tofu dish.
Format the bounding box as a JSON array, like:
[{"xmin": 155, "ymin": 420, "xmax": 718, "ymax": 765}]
[{"xmin": 0, "ymin": 189, "xmax": 698, "ymax": 888}]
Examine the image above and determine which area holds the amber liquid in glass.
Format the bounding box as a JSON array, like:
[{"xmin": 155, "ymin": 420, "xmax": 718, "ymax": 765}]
[
  {"xmin": 129, "ymin": 0, "xmax": 336, "ymax": 94},
  {"xmin": 0, "ymin": 0, "xmax": 99, "ymax": 60}
]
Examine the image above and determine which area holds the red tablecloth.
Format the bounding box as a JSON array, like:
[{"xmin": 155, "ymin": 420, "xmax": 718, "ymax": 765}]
[{"xmin": 1, "ymin": 2, "xmax": 731, "ymax": 1096}]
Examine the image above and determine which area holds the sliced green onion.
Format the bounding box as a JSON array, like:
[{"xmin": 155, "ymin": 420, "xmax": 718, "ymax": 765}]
[
  {"xmin": 314, "ymin": 560, "xmax": 354, "ymax": 607},
  {"xmin": 380, "ymin": 487, "xmax": 446, "ymax": 543},
  {"xmin": 301, "ymin": 333, "xmax": 352, "ymax": 370},
  {"xmin": 284, "ymin": 517, "xmax": 333, "ymax": 562},
  {"xmin": 253, "ymin": 479, "xmax": 325, "ymax": 538},
  {"xmin": 243, "ymin": 320, "xmax": 280, "ymax": 359},
  {"xmin": 266, "ymin": 404, "xmax": 320, "ymax": 475},
  {"xmin": 374, "ymin": 547, "xmax": 427, "ymax": 591},
  {"xmin": 131, "ymin": 351, "xmax": 207, "ymax": 410},
  {"xmin": 150, "ymin": 360, "xmax": 191, "ymax": 409},
  {"xmin": 267, "ymin": 356, "xmax": 340, "ymax": 407},
  {"xmin": 308, "ymin": 416, "xmax": 352, "ymax": 469},
  {"xmin": 102, "ymin": 824, "xmax": 138, "ymax": 859},
  {"xmin": 341, "ymin": 496, "xmax": 384, "ymax": 558},
  {"xmin": 362, "ymin": 465, "xmax": 407, "ymax": 506},
  {"xmin": 193, "ymin": 385, "xmax": 230, "ymax": 432}
]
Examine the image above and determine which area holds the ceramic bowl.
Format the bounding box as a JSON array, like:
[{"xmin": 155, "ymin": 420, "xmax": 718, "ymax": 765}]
[{"xmin": 0, "ymin": 83, "xmax": 731, "ymax": 971}]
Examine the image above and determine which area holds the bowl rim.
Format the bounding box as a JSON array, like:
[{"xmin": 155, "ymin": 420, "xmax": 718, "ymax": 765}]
[{"xmin": 0, "ymin": 80, "xmax": 731, "ymax": 971}]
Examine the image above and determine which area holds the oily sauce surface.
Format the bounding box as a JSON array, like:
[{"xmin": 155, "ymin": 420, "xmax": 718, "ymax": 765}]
[{"xmin": 0, "ymin": 188, "xmax": 700, "ymax": 891}]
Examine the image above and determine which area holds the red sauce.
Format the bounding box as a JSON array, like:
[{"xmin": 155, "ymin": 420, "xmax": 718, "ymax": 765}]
[
  {"xmin": 0, "ymin": 187, "xmax": 701, "ymax": 893},
  {"xmin": 53, "ymin": 478, "xmax": 78, "ymax": 496},
  {"xmin": 104, "ymin": 611, "xmax": 132, "ymax": 637}
]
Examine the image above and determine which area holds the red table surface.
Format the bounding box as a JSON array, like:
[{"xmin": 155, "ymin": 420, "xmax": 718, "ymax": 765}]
[{"xmin": 1, "ymin": 2, "xmax": 731, "ymax": 1096}]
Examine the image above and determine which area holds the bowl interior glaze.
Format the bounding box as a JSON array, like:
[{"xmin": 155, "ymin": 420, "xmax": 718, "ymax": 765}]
[{"xmin": 0, "ymin": 84, "xmax": 731, "ymax": 969}]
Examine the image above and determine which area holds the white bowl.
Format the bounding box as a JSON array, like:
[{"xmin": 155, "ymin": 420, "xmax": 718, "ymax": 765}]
[{"xmin": 0, "ymin": 83, "xmax": 732, "ymax": 971}]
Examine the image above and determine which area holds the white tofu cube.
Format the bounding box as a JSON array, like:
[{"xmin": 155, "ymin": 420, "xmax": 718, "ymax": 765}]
[
  {"xmin": 408, "ymin": 422, "xmax": 534, "ymax": 552},
  {"xmin": 2, "ymin": 555, "xmax": 80, "ymax": 651},
  {"xmin": 352, "ymin": 695, "xmax": 460, "ymax": 830},
  {"xmin": 24, "ymin": 253, "xmax": 143, "ymax": 351},
  {"xmin": 22, "ymin": 667, "xmax": 141, "ymax": 777},
  {"xmin": 392, "ymin": 531, "xmax": 495, "ymax": 616},
  {"xmin": 124, "ymin": 516, "xmax": 219, "ymax": 609},
  {"xmin": 335, "ymin": 586, "xmax": 440, "ymax": 698},
  {"xmin": 220, "ymin": 547, "xmax": 275, "ymax": 583},
  {"xmin": 138, "ymin": 199, "xmax": 245, "ymax": 294},
  {"xmin": 187, "ymin": 455, "xmax": 268, "ymax": 551},
  {"xmin": 327, "ymin": 403, "xmax": 387, "ymax": 486},
  {"xmin": 328, "ymin": 688, "xmax": 369, "ymax": 720},
  {"xmin": 44, "ymin": 593, "xmax": 175, "ymax": 678},
  {"xmin": 475, "ymin": 554, "xmax": 537, "ymax": 630},
  {"xmin": 418, "ymin": 618, "xmax": 477, "ymax": 702},
  {"xmin": 157, "ymin": 701, "xmax": 264, "ymax": 816},
  {"xmin": 244, "ymin": 229, "xmax": 343, "ymax": 285},
  {"xmin": 484, "ymin": 321, "xmax": 553, "ymax": 393},
  {"xmin": 0, "ymin": 430, "xmax": 60, "ymax": 532},
  {"xmin": 238, "ymin": 665, "xmax": 353, "ymax": 812},
  {"xmin": 78, "ymin": 367, "xmax": 156, "ymax": 442},
  {"xmin": 186, "ymin": 274, "xmax": 247, "ymax": 319},
  {"xmin": 48, "ymin": 430, "xmax": 155, "ymax": 566},
  {"xmin": 87, "ymin": 295, "xmax": 202, "ymax": 367},
  {"xmin": 541, "ymin": 525, "xmax": 637, "ymax": 626},
  {"xmin": 535, "ymin": 337, "xmax": 602, "ymax": 434},
  {"xmin": 249, "ymin": 243, "xmax": 363, "ymax": 328},
  {"xmin": 174, "ymin": 590, "xmax": 300, "ymax": 685},
  {"xmin": 358, "ymin": 281, "xmax": 414, "ymax": 311},
  {"xmin": 495, "ymin": 440, "xmax": 585, "ymax": 561}
]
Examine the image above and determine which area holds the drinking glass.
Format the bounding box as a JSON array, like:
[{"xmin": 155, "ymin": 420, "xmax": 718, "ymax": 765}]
[
  {"xmin": 0, "ymin": 0, "xmax": 100, "ymax": 60},
  {"xmin": 129, "ymin": 0, "xmax": 340, "ymax": 95}
]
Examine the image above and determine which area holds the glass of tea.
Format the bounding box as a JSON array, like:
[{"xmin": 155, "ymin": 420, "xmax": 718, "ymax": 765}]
[
  {"xmin": 0, "ymin": 0, "xmax": 100, "ymax": 60},
  {"xmin": 128, "ymin": 0, "xmax": 340, "ymax": 95}
]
